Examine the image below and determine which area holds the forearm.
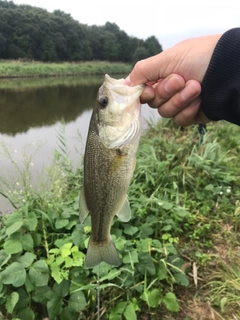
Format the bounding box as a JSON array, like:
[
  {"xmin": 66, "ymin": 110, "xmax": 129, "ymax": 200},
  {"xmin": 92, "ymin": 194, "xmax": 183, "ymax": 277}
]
[{"xmin": 202, "ymin": 28, "xmax": 240, "ymax": 125}]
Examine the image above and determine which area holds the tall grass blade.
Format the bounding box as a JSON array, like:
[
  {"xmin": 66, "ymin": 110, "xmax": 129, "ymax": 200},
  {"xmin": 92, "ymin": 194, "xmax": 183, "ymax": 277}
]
[{"xmin": 98, "ymin": 264, "xmax": 101, "ymax": 320}]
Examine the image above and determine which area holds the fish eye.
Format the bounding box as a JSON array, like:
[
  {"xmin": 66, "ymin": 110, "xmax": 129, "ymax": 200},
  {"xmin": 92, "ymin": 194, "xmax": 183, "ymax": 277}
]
[{"xmin": 99, "ymin": 96, "xmax": 108, "ymax": 108}]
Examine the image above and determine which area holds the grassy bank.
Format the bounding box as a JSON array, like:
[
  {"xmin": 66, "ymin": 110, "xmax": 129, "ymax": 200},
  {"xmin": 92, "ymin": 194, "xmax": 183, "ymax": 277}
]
[
  {"xmin": 0, "ymin": 120, "xmax": 239, "ymax": 319},
  {"xmin": 0, "ymin": 60, "xmax": 132, "ymax": 78},
  {"xmin": 0, "ymin": 75, "xmax": 107, "ymax": 90}
]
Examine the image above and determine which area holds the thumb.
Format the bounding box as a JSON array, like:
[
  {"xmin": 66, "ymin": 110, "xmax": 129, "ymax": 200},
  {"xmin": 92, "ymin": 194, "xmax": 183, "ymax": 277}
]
[{"xmin": 124, "ymin": 52, "xmax": 170, "ymax": 86}]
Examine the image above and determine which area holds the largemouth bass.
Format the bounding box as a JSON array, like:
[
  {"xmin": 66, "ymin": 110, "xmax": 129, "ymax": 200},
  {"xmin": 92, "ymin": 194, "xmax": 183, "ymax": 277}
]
[{"xmin": 79, "ymin": 74, "xmax": 144, "ymax": 268}]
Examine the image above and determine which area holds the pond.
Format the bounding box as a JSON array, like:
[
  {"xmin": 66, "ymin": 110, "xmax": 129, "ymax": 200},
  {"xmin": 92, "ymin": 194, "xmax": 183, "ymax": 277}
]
[{"xmin": 0, "ymin": 75, "xmax": 159, "ymax": 214}]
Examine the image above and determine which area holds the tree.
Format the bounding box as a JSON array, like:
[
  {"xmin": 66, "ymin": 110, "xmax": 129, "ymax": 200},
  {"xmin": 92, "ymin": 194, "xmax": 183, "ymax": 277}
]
[
  {"xmin": 0, "ymin": 0, "xmax": 16, "ymax": 9},
  {"xmin": 132, "ymin": 46, "xmax": 150, "ymax": 65},
  {"xmin": 116, "ymin": 30, "xmax": 130, "ymax": 62},
  {"xmin": 144, "ymin": 36, "xmax": 163, "ymax": 56},
  {"xmin": 101, "ymin": 31, "xmax": 120, "ymax": 61},
  {"xmin": 0, "ymin": 32, "xmax": 6, "ymax": 55},
  {"xmin": 39, "ymin": 35, "xmax": 57, "ymax": 61},
  {"xmin": 53, "ymin": 9, "xmax": 72, "ymax": 20},
  {"xmin": 0, "ymin": 0, "xmax": 163, "ymax": 62},
  {"xmin": 103, "ymin": 22, "xmax": 120, "ymax": 34}
]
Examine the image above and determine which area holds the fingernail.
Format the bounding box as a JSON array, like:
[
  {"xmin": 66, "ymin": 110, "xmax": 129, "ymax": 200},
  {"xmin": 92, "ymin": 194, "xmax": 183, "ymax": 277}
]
[
  {"xmin": 164, "ymin": 77, "xmax": 180, "ymax": 93},
  {"xmin": 181, "ymin": 82, "xmax": 200, "ymax": 101},
  {"xmin": 141, "ymin": 85, "xmax": 155, "ymax": 102}
]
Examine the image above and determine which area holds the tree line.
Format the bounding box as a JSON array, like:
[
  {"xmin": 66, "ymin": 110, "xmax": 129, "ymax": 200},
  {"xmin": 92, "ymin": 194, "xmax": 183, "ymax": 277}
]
[{"xmin": 0, "ymin": 0, "xmax": 163, "ymax": 63}]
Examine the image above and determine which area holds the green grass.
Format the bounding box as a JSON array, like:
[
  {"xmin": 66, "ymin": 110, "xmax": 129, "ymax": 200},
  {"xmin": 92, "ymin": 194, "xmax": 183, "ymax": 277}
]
[
  {"xmin": 0, "ymin": 119, "xmax": 239, "ymax": 320},
  {"xmin": 0, "ymin": 75, "xmax": 106, "ymax": 90},
  {"xmin": 0, "ymin": 60, "xmax": 132, "ymax": 78}
]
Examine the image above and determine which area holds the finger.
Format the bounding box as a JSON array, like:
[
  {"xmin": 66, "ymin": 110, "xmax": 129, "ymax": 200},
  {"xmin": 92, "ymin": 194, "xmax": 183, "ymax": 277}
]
[
  {"xmin": 194, "ymin": 108, "xmax": 211, "ymax": 125},
  {"xmin": 147, "ymin": 74, "xmax": 185, "ymax": 108},
  {"xmin": 171, "ymin": 98, "xmax": 210, "ymax": 127},
  {"xmin": 172, "ymin": 97, "xmax": 202, "ymax": 126},
  {"xmin": 156, "ymin": 80, "xmax": 201, "ymax": 118},
  {"xmin": 124, "ymin": 51, "xmax": 170, "ymax": 86},
  {"xmin": 140, "ymin": 85, "xmax": 155, "ymax": 104}
]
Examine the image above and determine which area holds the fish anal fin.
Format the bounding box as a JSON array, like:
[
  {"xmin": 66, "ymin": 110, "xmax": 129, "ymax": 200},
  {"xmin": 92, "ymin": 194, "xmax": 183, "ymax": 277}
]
[
  {"xmin": 79, "ymin": 186, "xmax": 89, "ymax": 223},
  {"xmin": 117, "ymin": 197, "xmax": 131, "ymax": 222},
  {"xmin": 85, "ymin": 238, "xmax": 120, "ymax": 268}
]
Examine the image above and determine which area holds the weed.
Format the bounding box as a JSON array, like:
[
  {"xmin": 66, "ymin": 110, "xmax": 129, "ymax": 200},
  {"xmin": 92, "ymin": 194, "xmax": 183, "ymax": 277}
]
[
  {"xmin": 0, "ymin": 60, "xmax": 132, "ymax": 78},
  {"xmin": 0, "ymin": 119, "xmax": 239, "ymax": 319},
  {"xmin": 205, "ymin": 253, "xmax": 240, "ymax": 317}
]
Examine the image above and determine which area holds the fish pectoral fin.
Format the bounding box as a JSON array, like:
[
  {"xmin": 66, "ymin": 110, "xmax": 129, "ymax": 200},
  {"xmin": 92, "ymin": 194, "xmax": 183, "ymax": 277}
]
[
  {"xmin": 116, "ymin": 197, "xmax": 131, "ymax": 222},
  {"xmin": 79, "ymin": 187, "xmax": 89, "ymax": 223}
]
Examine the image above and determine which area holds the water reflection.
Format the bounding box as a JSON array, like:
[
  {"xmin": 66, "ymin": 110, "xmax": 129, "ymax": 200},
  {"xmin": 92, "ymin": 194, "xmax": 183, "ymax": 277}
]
[
  {"xmin": 0, "ymin": 76, "xmax": 101, "ymax": 135},
  {"xmin": 0, "ymin": 75, "xmax": 158, "ymax": 213}
]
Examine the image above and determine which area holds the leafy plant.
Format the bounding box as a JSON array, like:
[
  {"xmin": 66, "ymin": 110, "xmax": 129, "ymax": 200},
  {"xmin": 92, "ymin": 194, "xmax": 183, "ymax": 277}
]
[{"xmin": 0, "ymin": 119, "xmax": 239, "ymax": 319}]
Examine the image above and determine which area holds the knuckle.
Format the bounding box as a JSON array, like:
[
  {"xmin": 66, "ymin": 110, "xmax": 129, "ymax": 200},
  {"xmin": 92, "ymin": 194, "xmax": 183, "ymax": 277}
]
[
  {"xmin": 158, "ymin": 104, "xmax": 171, "ymax": 117},
  {"xmin": 134, "ymin": 59, "xmax": 146, "ymax": 73},
  {"xmin": 148, "ymin": 99, "xmax": 160, "ymax": 109},
  {"xmin": 173, "ymin": 93, "xmax": 188, "ymax": 108},
  {"xmin": 155, "ymin": 82, "xmax": 169, "ymax": 100}
]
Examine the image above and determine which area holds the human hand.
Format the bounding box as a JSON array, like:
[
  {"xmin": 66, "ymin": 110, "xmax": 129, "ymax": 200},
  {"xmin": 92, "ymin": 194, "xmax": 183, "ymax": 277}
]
[
  {"xmin": 124, "ymin": 34, "xmax": 221, "ymax": 126},
  {"xmin": 139, "ymin": 74, "xmax": 207, "ymax": 126}
]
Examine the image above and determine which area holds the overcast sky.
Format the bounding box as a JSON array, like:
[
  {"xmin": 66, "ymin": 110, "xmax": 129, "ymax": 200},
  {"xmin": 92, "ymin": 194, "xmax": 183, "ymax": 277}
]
[{"xmin": 13, "ymin": 0, "xmax": 240, "ymax": 49}]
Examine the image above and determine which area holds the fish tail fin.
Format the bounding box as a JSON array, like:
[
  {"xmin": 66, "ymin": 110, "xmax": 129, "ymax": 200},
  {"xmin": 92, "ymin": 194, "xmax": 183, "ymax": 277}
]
[{"xmin": 85, "ymin": 238, "xmax": 120, "ymax": 268}]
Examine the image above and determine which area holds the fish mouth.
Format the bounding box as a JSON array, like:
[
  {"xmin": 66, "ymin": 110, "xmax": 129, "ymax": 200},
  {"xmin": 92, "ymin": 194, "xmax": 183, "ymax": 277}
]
[
  {"xmin": 104, "ymin": 74, "xmax": 144, "ymax": 108},
  {"xmin": 98, "ymin": 75, "xmax": 144, "ymax": 149}
]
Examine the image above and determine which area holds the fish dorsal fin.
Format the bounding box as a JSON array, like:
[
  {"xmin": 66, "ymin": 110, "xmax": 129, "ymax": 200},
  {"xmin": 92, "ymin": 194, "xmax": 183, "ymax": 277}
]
[
  {"xmin": 79, "ymin": 187, "xmax": 89, "ymax": 223},
  {"xmin": 117, "ymin": 197, "xmax": 131, "ymax": 222}
]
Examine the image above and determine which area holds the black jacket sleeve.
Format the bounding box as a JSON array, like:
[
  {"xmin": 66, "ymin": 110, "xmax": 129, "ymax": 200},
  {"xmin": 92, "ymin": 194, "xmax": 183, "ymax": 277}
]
[{"xmin": 201, "ymin": 28, "xmax": 240, "ymax": 126}]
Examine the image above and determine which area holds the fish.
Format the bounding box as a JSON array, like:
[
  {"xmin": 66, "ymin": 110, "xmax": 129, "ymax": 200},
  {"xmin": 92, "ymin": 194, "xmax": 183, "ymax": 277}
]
[{"xmin": 79, "ymin": 74, "xmax": 144, "ymax": 268}]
